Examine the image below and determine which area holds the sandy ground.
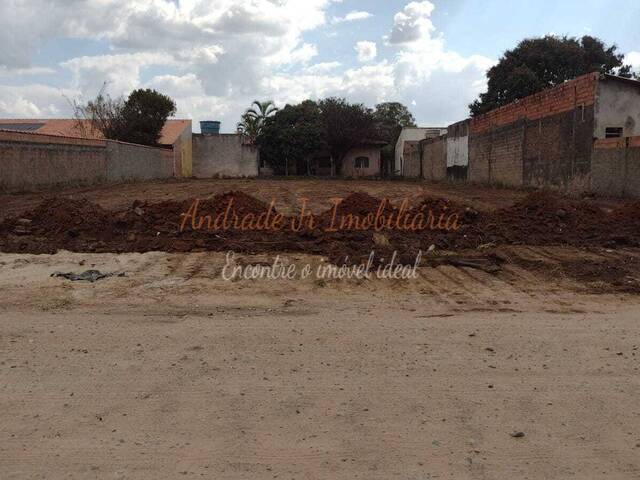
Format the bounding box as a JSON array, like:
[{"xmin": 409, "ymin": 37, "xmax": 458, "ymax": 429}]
[{"xmin": 2, "ymin": 247, "xmax": 640, "ymax": 479}]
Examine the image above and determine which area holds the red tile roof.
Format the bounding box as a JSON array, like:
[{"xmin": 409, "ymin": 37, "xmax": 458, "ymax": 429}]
[{"xmin": 0, "ymin": 118, "xmax": 191, "ymax": 146}]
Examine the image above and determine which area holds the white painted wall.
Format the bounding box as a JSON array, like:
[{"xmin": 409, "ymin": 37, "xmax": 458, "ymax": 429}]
[
  {"xmin": 395, "ymin": 127, "xmax": 446, "ymax": 175},
  {"xmin": 446, "ymin": 134, "xmax": 468, "ymax": 167},
  {"xmin": 594, "ymin": 78, "xmax": 640, "ymax": 139}
]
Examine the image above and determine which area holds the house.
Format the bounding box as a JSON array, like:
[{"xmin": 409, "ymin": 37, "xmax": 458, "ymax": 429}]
[
  {"xmin": 419, "ymin": 73, "xmax": 640, "ymax": 196},
  {"xmin": 0, "ymin": 118, "xmax": 193, "ymax": 177},
  {"xmin": 394, "ymin": 127, "xmax": 446, "ymax": 176},
  {"xmin": 299, "ymin": 141, "xmax": 386, "ymax": 177}
]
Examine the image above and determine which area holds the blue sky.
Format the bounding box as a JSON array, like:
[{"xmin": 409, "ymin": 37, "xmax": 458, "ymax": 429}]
[{"xmin": 0, "ymin": 1, "xmax": 638, "ymax": 132}]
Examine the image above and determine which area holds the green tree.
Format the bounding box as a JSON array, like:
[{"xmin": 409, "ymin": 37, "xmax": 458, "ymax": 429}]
[
  {"xmin": 246, "ymin": 100, "xmax": 278, "ymax": 122},
  {"xmin": 236, "ymin": 113, "xmax": 262, "ymax": 143},
  {"xmin": 73, "ymin": 87, "xmax": 176, "ymax": 146},
  {"xmin": 118, "ymin": 89, "xmax": 177, "ymax": 146},
  {"xmin": 470, "ymin": 35, "xmax": 635, "ymax": 116},
  {"xmin": 237, "ymin": 100, "xmax": 278, "ymax": 143},
  {"xmin": 256, "ymin": 100, "xmax": 325, "ymax": 175},
  {"xmin": 373, "ymin": 102, "xmax": 416, "ymax": 176},
  {"xmin": 373, "ymin": 102, "xmax": 416, "ymax": 144},
  {"xmin": 318, "ymin": 98, "xmax": 377, "ymax": 175}
]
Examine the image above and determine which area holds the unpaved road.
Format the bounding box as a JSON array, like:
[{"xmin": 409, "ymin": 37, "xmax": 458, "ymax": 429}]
[{"xmin": 1, "ymin": 249, "xmax": 640, "ymax": 479}]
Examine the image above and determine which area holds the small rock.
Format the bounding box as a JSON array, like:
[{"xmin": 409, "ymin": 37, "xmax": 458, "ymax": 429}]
[{"xmin": 510, "ymin": 431, "xmax": 525, "ymax": 438}]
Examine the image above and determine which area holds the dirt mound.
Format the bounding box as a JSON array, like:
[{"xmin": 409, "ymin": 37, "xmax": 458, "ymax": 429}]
[
  {"xmin": 0, "ymin": 197, "xmax": 113, "ymax": 253},
  {"xmin": 1, "ymin": 197, "xmax": 111, "ymax": 235},
  {"xmin": 1, "ymin": 189, "xmax": 639, "ymax": 263}
]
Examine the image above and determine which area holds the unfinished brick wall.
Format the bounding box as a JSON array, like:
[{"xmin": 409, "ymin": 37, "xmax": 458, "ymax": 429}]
[
  {"xmin": 592, "ymin": 136, "xmax": 640, "ymax": 196},
  {"xmin": 468, "ymin": 72, "xmax": 598, "ymax": 189},
  {"xmin": 421, "ymin": 137, "xmax": 447, "ymax": 181}
]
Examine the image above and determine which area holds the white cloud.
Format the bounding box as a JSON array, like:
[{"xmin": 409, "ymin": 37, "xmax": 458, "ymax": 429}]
[
  {"xmin": 627, "ymin": 51, "xmax": 640, "ymax": 71},
  {"xmin": 332, "ymin": 10, "xmax": 373, "ymax": 23},
  {"xmin": 0, "ymin": 66, "xmax": 56, "ymax": 77},
  {"xmin": 0, "ymin": 84, "xmax": 79, "ymax": 117},
  {"xmin": 0, "ymin": 0, "xmax": 494, "ymax": 131},
  {"xmin": 304, "ymin": 61, "xmax": 342, "ymax": 74},
  {"xmin": 62, "ymin": 52, "xmax": 176, "ymax": 98},
  {"xmin": 355, "ymin": 41, "xmax": 377, "ymax": 62},
  {"xmin": 388, "ymin": 1, "xmax": 435, "ymax": 45}
]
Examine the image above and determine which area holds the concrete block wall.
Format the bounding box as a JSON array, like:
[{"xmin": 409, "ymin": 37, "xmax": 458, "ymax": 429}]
[
  {"xmin": 469, "ymin": 122, "xmax": 525, "ymax": 187},
  {"xmin": 467, "ymin": 72, "xmax": 599, "ymax": 189},
  {"xmin": 105, "ymin": 141, "xmax": 174, "ymax": 183},
  {"xmin": 592, "ymin": 136, "xmax": 640, "ymax": 197},
  {"xmin": 0, "ymin": 131, "xmax": 107, "ymax": 190},
  {"xmin": 0, "ymin": 130, "xmax": 174, "ymax": 191},
  {"xmin": 421, "ymin": 136, "xmax": 447, "ymax": 181},
  {"xmin": 402, "ymin": 142, "xmax": 422, "ymax": 178},
  {"xmin": 192, "ymin": 134, "xmax": 258, "ymax": 178}
]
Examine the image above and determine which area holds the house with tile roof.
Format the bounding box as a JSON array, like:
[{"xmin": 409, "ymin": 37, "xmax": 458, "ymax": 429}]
[{"xmin": 0, "ymin": 118, "xmax": 193, "ymax": 177}]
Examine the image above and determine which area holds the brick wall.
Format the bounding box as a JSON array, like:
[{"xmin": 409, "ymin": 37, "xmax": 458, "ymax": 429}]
[
  {"xmin": 592, "ymin": 136, "xmax": 640, "ymax": 196},
  {"xmin": 421, "ymin": 136, "xmax": 447, "ymax": 181},
  {"xmin": 470, "ymin": 73, "xmax": 597, "ymax": 135},
  {"xmin": 0, "ymin": 130, "xmax": 174, "ymax": 191},
  {"xmin": 467, "ymin": 73, "xmax": 599, "ymax": 189}
]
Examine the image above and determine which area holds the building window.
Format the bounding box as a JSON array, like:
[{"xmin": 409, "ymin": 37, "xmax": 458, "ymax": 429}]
[
  {"xmin": 354, "ymin": 156, "xmax": 370, "ymax": 169},
  {"xmin": 605, "ymin": 127, "xmax": 624, "ymax": 138}
]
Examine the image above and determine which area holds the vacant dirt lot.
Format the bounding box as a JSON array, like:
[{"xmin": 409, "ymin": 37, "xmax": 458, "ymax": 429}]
[
  {"xmin": 1, "ymin": 179, "xmax": 639, "ymax": 479},
  {"xmin": 0, "ymin": 177, "xmax": 533, "ymax": 221}
]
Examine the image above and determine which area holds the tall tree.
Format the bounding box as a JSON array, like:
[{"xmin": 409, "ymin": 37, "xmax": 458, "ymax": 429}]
[
  {"xmin": 73, "ymin": 87, "xmax": 176, "ymax": 146},
  {"xmin": 373, "ymin": 102, "xmax": 416, "ymax": 176},
  {"xmin": 373, "ymin": 102, "xmax": 417, "ymax": 144},
  {"xmin": 318, "ymin": 98, "xmax": 376, "ymax": 175},
  {"xmin": 236, "ymin": 113, "xmax": 262, "ymax": 143},
  {"xmin": 256, "ymin": 100, "xmax": 325, "ymax": 175},
  {"xmin": 237, "ymin": 100, "xmax": 278, "ymax": 143},
  {"xmin": 118, "ymin": 89, "xmax": 176, "ymax": 146},
  {"xmin": 470, "ymin": 35, "xmax": 635, "ymax": 116},
  {"xmin": 246, "ymin": 100, "xmax": 278, "ymax": 122}
]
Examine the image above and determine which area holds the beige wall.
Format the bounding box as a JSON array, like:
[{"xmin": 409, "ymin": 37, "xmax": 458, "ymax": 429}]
[
  {"xmin": 595, "ymin": 79, "xmax": 640, "ymax": 139},
  {"xmin": 0, "ymin": 131, "xmax": 174, "ymax": 191},
  {"xmin": 341, "ymin": 147, "xmax": 381, "ymax": 177},
  {"xmin": 422, "ymin": 137, "xmax": 447, "ymax": 181},
  {"xmin": 192, "ymin": 134, "xmax": 259, "ymax": 177},
  {"xmin": 178, "ymin": 125, "xmax": 193, "ymax": 177}
]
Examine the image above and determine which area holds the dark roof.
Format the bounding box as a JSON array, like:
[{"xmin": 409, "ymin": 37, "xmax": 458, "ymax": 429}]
[
  {"xmin": 0, "ymin": 122, "xmax": 45, "ymax": 132},
  {"xmin": 601, "ymin": 73, "xmax": 640, "ymax": 88}
]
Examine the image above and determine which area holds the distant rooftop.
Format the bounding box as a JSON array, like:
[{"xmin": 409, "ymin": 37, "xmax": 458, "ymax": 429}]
[{"xmin": 0, "ymin": 119, "xmax": 191, "ymax": 146}]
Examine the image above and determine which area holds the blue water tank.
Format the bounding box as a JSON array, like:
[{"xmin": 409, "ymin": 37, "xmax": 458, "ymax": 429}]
[{"xmin": 200, "ymin": 121, "xmax": 221, "ymax": 135}]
